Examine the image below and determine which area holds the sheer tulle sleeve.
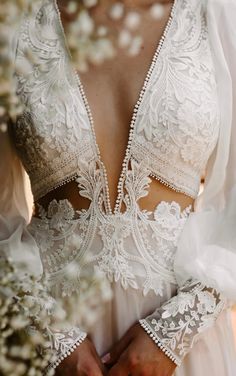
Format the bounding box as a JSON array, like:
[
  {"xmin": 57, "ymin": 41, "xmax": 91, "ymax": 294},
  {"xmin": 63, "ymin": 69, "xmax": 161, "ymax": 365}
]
[
  {"xmin": 0, "ymin": 130, "xmax": 40, "ymax": 273},
  {"xmin": 174, "ymin": 0, "xmax": 236, "ymax": 301},
  {"xmin": 0, "ymin": 130, "xmax": 87, "ymax": 372},
  {"xmin": 140, "ymin": 280, "xmax": 225, "ymax": 366}
]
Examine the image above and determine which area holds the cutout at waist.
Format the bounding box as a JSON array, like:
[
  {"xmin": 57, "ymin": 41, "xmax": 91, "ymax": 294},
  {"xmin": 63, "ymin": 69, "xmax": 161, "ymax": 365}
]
[{"xmin": 34, "ymin": 178, "xmax": 195, "ymax": 218}]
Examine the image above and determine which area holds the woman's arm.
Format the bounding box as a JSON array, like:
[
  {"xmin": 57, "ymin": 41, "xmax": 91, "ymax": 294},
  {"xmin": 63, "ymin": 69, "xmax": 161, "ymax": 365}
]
[
  {"xmin": 0, "ymin": 129, "xmax": 91, "ymax": 374},
  {"xmin": 102, "ymin": 280, "xmax": 225, "ymax": 376},
  {"xmin": 139, "ymin": 279, "xmax": 225, "ymax": 366},
  {"xmin": 174, "ymin": 0, "xmax": 236, "ymax": 301}
]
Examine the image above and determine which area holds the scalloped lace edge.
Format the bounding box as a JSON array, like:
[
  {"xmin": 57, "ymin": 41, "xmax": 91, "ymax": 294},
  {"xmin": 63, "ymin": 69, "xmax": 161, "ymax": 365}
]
[
  {"xmin": 139, "ymin": 319, "xmax": 181, "ymax": 367},
  {"xmin": 44, "ymin": 332, "xmax": 87, "ymax": 375}
]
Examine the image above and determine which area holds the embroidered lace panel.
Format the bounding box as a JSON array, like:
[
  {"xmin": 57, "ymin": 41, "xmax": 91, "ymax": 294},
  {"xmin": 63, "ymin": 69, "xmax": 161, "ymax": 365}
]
[
  {"xmin": 25, "ymin": 293, "xmax": 87, "ymax": 372},
  {"xmin": 11, "ymin": 0, "xmax": 220, "ymax": 203},
  {"xmin": 26, "ymin": 158, "xmax": 196, "ymax": 367},
  {"xmin": 28, "ymin": 159, "xmax": 192, "ymax": 298},
  {"xmin": 44, "ymin": 326, "xmax": 87, "ymax": 373},
  {"xmin": 27, "ymin": 160, "xmax": 225, "ymax": 367},
  {"xmin": 140, "ymin": 279, "xmax": 225, "ymax": 366}
]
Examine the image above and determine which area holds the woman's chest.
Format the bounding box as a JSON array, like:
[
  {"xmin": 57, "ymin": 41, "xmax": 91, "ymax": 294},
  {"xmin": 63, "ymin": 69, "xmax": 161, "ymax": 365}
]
[{"xmin": 76, "ymin": 4, "xmax": 175, "ymax": 197}]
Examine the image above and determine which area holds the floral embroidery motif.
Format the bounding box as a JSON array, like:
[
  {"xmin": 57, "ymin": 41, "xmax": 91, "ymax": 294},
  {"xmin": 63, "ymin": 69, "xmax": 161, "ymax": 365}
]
[
  {"xmin": 28, "ymin": 159, "xmax": 191, "ymax": 298},
  {"xmin": 11, "ymin": 0, "xmax": 219, "ymax": 203},
  {"xmin": 132, "ymin": 0, "xmax": 220, "ymax": 198},
  {"xmin": 97, "ymin": 217, "xmax": 137, "ymax": 289},
  {"xmin": 140, "ymin": 280, "xmax": 225, "ymax": 366},
  {"xmin": 44, "ymin": 326, "xmax": 87, "ymax": 372}
]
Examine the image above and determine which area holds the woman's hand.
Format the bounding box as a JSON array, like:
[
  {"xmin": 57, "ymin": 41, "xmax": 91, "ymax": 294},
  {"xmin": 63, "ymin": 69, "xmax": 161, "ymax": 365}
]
[
  {"xmin": 55, "ymin": 338, "xmax": 107, "ymax": 376},
  {"xmin": 102, "ymin": 323, "xmax": 177, "ymax": 376}
]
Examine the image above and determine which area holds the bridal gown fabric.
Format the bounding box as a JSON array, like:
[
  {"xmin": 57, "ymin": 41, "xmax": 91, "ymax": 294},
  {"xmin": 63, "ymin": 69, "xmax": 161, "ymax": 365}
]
[{"xmin": 1, "ymin": 0, "xmax": 236, "ymax": 374}]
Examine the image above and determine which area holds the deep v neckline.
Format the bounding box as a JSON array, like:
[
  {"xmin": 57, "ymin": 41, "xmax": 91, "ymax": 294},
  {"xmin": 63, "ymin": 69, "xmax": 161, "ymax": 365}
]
[{"xmin": 54, "ymin": 0, "xmax": 178, "ymax": 215}]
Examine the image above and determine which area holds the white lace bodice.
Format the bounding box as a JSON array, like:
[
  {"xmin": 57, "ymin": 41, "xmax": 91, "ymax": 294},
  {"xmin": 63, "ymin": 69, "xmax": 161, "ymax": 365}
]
[{"xmin": 11, "ymin": 0, "xmax": 220, "ymax": 206}]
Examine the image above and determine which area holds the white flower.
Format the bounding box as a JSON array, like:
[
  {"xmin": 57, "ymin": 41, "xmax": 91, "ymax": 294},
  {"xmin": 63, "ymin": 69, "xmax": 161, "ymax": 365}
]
[
  {"xmin": 83, "ymin": 0, "xmax": 98, "ymax": 7},
  {"xmin": 13, "ymin": 363, "xmax": 27, "ymax": 375},
  {"xmin": 74, "ymin": 10, "xmax": 94, "ymax": 37},
  {"xmin": 47, "ymin": 199, "xmax": 75, "ymax": 224},
  {"xmin": 99, "ymin": 217, "xmax": 131, "ymax": 243},
  {"xmin": 88, "ymin": 38, "xmax": 115, "ymax": 65},
  {"xmin": 65, "ymin": 261, "xmax": 80, "ymax": 281},
  {"xmin": 66, "ymin": 1, "xmax": 78, "ymax": 14},
  {"xmin": 128, "ymin": 35, "xmax": 143, "ymax": 56},
  {"xmin": 109, "ymin": 2, "xmax": 125, "ymax": 20},
  {"xmin": 118, "ymin": 29, "xmax": 132, "ymax": 48},
  {"xmin": 124, "ymin": 11, "xmax": 141, "ymax": 31},
  {"xmin": 150, "ymin": 4, "xmax": 165, "ymax": 20},
  {"xmin": 69, "ymin": 233, "xmax": 83, "ymax": 249},
  {"xmin": 0, "ymin": 123, "xmax": 7, "ymax": 133},
  {"xmin": 97, "ymin": 25, "xmax": 108, "ymax": 37},
  {"xmin": 153, "ymin": 201, "xmax": 183, "ymax": 230}
]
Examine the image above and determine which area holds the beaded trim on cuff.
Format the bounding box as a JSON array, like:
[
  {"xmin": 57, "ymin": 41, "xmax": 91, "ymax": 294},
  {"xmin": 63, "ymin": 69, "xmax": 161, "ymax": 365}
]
[
  {"xmin": 139, "ymin": 319, "xmax": 181, "ymax": 367},
  {"xmin": 44, "ymin": 332, "xmax": 87, "ymax": 375}
]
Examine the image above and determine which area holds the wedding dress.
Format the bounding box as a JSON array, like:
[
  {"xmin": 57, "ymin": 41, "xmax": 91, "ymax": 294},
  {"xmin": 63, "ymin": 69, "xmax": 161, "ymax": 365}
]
[{"xmin": 1, "ymin": 0, "xmax": 236, "ymax": 374}]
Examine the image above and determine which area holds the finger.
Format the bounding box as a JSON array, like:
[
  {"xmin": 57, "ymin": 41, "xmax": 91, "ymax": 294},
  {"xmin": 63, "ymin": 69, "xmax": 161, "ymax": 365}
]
[
  {"xmin": 102, "ymin": 330, "xmax": 133, "ymax": 366},
  {"xmin": 83, "ymin": 339, "xmax": 107, "ymax": 374},
  {"xmin": 76, "ymin": 351, "xmax": 104, "ymax": 376},
  {"xmin": 92, "ymin": 347, "xmax": 109, "ymax": 374},
  {"xmin": 107, "ymin": 360, "xmax": 130, "ymax": 376},
  {"xmin": 76, "ymin": 362, "xmax": 104, "ymax": 376}
]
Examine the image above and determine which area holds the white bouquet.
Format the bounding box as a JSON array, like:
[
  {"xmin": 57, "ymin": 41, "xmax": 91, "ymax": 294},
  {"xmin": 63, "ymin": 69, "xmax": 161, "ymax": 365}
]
[
  {"xmin": 0, "ymin": 256, "xmax": 56, "ymax": 375},
  {"xmin": 0, "ymin": 255, "xmax": 112, "ymax": 376}
]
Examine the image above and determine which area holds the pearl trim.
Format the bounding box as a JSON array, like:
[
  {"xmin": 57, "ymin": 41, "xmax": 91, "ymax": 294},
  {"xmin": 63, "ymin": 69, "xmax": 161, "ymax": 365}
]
[
  {"xmin": 54, "ymin": 0, "xmax": 179, "ymax": 216},
  {"xmin": 44, "ymin": 332, "xmax": 87, "ymax": 375},
  {"xmin": 35, "ymin": 173, "xmax": 78, "ymax": 201},
  {"xmin": 139, "ymin": 319, "xmax": 181, "ymax": 367},
  {"xmin": 149, "ymin": 172, "xmax": 197, "ymax": 199}
]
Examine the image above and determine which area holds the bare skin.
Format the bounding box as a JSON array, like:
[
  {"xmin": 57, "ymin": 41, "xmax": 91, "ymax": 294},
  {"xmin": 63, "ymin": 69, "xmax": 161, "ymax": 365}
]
[
  {"xmin": 55, "ymin": 339, "xmax": 107, "ymax": 376},
  {"xmin": 36, "ymin": 0, "xmax": 193, "ymax": 215},
  {"xmin": 104, "ymin": 323, "xmax": 177, "ymax": 376},
  {"xmin": 55, "ymin": 324, "xmax": 177, "ymax": 376},
  {"xmin": 45, "ymin": 1, "xmax": 193, "ymax": 375}
]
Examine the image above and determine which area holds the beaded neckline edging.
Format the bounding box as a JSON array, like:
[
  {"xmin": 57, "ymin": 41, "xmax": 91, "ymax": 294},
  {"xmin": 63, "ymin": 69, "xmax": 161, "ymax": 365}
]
[{"xmin": 54, "ymin": 0, "xmax": 179, "ymax": 215}]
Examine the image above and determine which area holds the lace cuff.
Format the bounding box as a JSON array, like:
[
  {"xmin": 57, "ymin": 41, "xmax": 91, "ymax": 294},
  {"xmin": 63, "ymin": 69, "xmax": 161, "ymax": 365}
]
[
  {"xmin": 139, "ymin": 279, "xmax": 225, "ymax": 367},
  {"xmin": 44, "ymin": 326, "xmax": 87, "ymax": 374}
]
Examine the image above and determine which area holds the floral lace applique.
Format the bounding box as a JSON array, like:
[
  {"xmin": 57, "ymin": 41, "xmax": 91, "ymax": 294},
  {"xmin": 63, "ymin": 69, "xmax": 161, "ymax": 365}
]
[
  {"xmin": 43, "ymin": 326, "xmax": 87, "ymax": 374},
  {"xmin": 28, "ymin": 158, "xmax": 192, "ymax": 298},
  {"xmin": 140, "ymin": 279, "xmax": 225, "ymax": 366}
]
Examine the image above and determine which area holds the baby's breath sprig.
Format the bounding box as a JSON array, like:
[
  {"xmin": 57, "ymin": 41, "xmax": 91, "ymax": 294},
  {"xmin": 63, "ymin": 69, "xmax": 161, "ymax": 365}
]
[
  {"xmin": 0, "ymin": 256, "xmax": 55, "ymax": 375},
  {"xmin": 0, "ymin": 0, "xmax": 166, "ymax": 129},
  {"xmin": 0, "ymin": 0, "xmax": 35, "ymax": 130},
  {"xmin": 0, "ymin": 252, "xmax": 112, "ymax": 375},
  {"xmin": 56, "ymin": 1, "xmax": 166, "ymax": 71}
]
